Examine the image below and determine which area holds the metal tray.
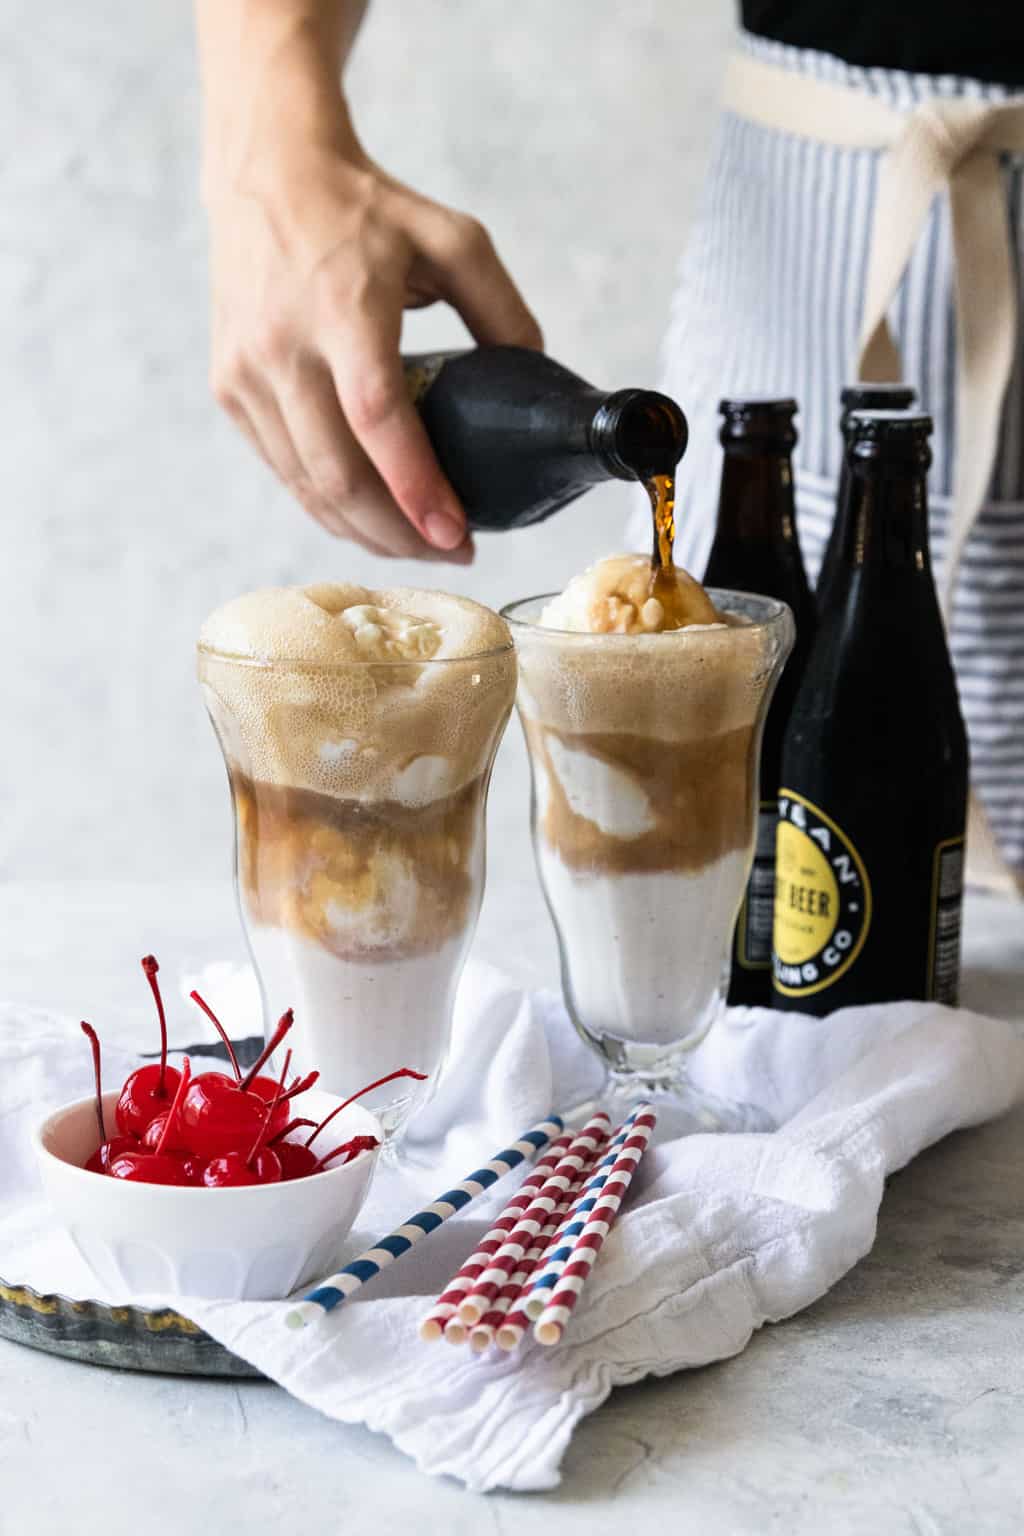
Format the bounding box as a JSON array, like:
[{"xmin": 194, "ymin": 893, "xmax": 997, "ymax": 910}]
[
  {"xmin": 2, "ymin": 1034, "xmax": 270, "ymax": 1377},
  {"xmin": 0, "ymin": 1280, "xmax": 262, "ymax": 1377}
]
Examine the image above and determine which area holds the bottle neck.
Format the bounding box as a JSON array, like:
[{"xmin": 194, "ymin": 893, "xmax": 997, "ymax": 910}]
[
  {"xmin": 820, "ymin": 453, "xmax": 950, "ymax": 673},
  {"xmin": 715, "ymin": 447, "xmax": 798, "ymax": 542},
  {"xmin": 840, "ymin": 457, "xmax": 934, "ymax": 585},
  {"xmin": 588, "ymin": 389, "xmax": 688, "ymax": 480}
]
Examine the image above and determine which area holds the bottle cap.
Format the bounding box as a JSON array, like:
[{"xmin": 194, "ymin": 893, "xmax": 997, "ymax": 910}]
[
  {"xmin": 718, "ymin": 397, "xmax": 798, "ymax": 450},
  {"xmin": 847, "ymin": 409, "xmax": 933, "ymax": 466},
  {"xmin": 840, "ymin": 382, "xmax": 917, "ymax": 411}
]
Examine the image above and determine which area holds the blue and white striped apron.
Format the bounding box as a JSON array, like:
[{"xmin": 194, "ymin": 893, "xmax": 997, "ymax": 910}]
[{"xmin": 630, "ymin": 32, "xmax": 1024, "ymax": 887}]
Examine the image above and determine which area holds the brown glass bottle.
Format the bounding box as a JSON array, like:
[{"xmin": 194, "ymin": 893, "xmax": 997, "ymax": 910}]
[
  {"xmin": 773, "ymin": 412, "xmax": 968, "ymax": 1012},
  {"xmin": 703, "ymin": 399, "xmax": 817, "ymax": 1005},
  {"xmin": 404, "ymin": 347, "xmax": 688, "ymax": 530},
  {"xmin": 816, "ymin": 382, "xmax": 917, "ymax": 613}
]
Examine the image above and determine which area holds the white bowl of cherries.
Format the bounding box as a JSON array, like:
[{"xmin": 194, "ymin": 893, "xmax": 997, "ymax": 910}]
[{"xmin": 33, "ymin": 956, "xmax": 425, "ymax": 1302}]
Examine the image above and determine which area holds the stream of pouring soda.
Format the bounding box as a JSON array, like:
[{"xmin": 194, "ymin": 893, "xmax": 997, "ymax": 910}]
[
  {"xmin": 648, "ymin": 472, "xmax": 676, "ymax": 573},
  {"xmin": 645, "ymin": 471, "xmax": 693, "ymax": 627}
]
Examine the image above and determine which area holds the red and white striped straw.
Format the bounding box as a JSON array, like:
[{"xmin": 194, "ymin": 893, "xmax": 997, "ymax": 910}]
[
  {"xmin": 418, "ymin": 1128, "xmax": 576, "ymax": 1342},
  {"xmin": 445, "ymin": 1129, "xmax": 601, "ymax": 1346},
  {"xmin": 492, "ymin": 1304, "xmax": 533, "ymax": 1354},
  {"xmin": 532, "ymin": 1108, "xmax": 657, "ymax": 1348},
  {"xmin": 494, "ymin": 1107, "xmax": 649, "ymax": 1351},
  {"xmin": 466, "ymin": 1189, "xmax": 574, "ymax": 1353},
  {"xmin": 455, "ymin": 1113, "xmax": 610, "ymax": 1327},
  {"xmin": 521, "ymin": 1104, "xmax": 650, "ymax": 1322}
]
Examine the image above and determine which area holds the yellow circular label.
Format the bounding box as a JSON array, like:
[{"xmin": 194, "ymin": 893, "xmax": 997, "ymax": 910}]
[
  {"xmin": 774, "ymin": 821, "xmax": 840, "ymax": 964},
  {"xmin": 772, "ymin": 790, "xmax": 872, "ymax": 998}
]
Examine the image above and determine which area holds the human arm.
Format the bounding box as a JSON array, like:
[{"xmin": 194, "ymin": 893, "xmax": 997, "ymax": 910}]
[{"xmin": 194, "ymin": 0, "xmax": 543, "ymax": 557}]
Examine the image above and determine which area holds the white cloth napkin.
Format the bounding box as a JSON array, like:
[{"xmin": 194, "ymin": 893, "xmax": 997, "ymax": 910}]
[{"xmin": 3, "ymin": 960, "xmax": 1022, "ymax": 1493}]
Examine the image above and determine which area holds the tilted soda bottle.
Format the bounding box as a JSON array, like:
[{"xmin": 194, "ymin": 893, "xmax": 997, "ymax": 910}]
[{"xmin": 404, "ymin": 346, "xmax": 688, "ymax": 530}]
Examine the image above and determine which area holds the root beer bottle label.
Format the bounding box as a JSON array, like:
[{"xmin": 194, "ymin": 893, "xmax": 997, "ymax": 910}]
[
  {"xmin": 703, "ymin": 398, "xmax": 816, "ymax": 1005},
  {"xmin": 773, "ymin": 792, "xmax": 871, "ymax": 997},
  {"xmin": 773, "ymin": 411, "xmax": 968, "ymax": 1012}
]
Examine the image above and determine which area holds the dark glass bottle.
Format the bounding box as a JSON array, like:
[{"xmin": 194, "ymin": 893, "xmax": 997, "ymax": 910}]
[
  {"xmin": 404, "ymin": 347, "xmax": 688, "ymax": 530},
  {"xmin": 773, "ymin": 411, "xmax": 969, "ymax": 1013},
  {"xmin": 703, "ymin": 398, "xmax": 817, "ymax": 1006},
  {"xmin": 816, "ymin": 382, "xmax": 917, "ymax": 613}
]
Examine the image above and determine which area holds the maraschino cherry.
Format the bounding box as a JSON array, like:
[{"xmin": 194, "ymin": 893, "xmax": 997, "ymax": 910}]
[
  {"xmin": 109, "ymin": 1059, "xmax": 193, "ymax": 1185},
  {"xmin": 274, "ymin": 1142, "xmax": 319, "ymax": 1180},
  {"xmin": 77, "ymin": 952, "xmax": 421, "ymax": 1189},
  {"xmin": 179, "ymin": 1010, "xmax": 293, "ymax": 1159},
  {"xmin": 80, "ymin": 1021, "xmax": 139, "ymax": 1174},
  {"xmin": 141, "ymin": 1110, "xmax": 181, "ymax": 1152},
  {"xmin": 268, "ymin": 1117, "xmax": 318, "ymax": 1180},
  {"xmin": 175, "ymin": 1153, "xmax": 208, "ymax": 1185},
  {"xmin": 202, "ymin": 1049, "xmax": 290, "ymax": 1187},
  {"xmin": 115, "ymin": 956, "xmax": 182, "ymax": 1137},
  {"xmin": 202, "ymin": 1147, "xmax": 282, "ymax": 1187}
]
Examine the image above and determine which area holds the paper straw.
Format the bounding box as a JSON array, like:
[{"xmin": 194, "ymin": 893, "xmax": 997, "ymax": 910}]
[
  {"xmin": 494, "ymin": 1108, "xmax": 646, "ymax": 1350},
  {"xmin": 521, "ymin": 1104, "xmax": 651, "ymax": 1322},
  {"xmin": 456, "ymin": 1114, "xmax": 608, "ymax": 1327},
  {"xmin": 460, "ymin": 1127, "xmax": 619, "ymax": 1350},
  {"xmin": 418, "ymin": 1129, "xmax": 576, "ymax": 1342},
  {"xmin": 466, "ymin": 1196, "xmax": 570, "ymax": 1353},
  {"xmin": 284, "ymin": 1114, "xmax": 564, "ymax": 1328},
  {"xmin": 533, "ymin": 1108, "xmax": 657, "ymax": 1347},
  {"xmin": 466, "ymin": 1159, "xmax": 588, "ymax": 1351},
  {"xmin": 456, "ymin": 1113, "xmax": 610, "ymax": 1326}
]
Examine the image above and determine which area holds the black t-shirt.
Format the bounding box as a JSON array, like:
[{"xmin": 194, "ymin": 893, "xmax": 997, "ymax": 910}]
[{"xmin": 742, "ymin": 1, "xmax": 1024, "ymax": 88}]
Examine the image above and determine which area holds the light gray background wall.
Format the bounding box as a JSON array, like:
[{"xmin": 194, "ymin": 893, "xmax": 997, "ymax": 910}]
[{"xmin": 2, "ymin": 0, "xmax": 733, "ymax": 881}]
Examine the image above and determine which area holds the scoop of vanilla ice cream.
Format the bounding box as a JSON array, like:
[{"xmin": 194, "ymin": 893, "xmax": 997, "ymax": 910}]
[
  {"xmin": 198, "ymin": 582, "xmax": 510, "ymax": 666},
  {"xmin": 338, "ymin": 604, "xmax": 442, "ymax": 661},
  {"xmin": 539, "ymin": 554, "xmax": 721, "ymax": 634},
  {"xmin": 197, "ymin": 583, "xmax": 516, "ymax": 802}
]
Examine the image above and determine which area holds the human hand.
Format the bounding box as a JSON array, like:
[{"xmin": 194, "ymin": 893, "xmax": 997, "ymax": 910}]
[{"xmin": 203, "ymin": 107, "xmax": 542, "ymax": 560}]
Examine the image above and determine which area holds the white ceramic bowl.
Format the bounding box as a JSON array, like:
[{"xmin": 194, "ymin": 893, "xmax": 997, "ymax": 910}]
[{"xmin": 33, "ymin": 1088, "xmax": 381, "ymax": 1301}]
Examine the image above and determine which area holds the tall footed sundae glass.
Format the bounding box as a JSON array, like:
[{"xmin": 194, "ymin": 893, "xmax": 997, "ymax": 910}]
[
  {"xmin": 198, "ymin": 583, "xmax": 516, "ymax": 1141},
  {"xmin": 503, "ymin": 556, "xmax": 793, "ymax": 1135}
]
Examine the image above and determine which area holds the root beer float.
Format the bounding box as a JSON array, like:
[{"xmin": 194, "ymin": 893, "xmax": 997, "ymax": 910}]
[
  {"xmin": 198, "ymin": 583, "xmax": 515, "ymax": 1135},
  {"xmin": 504, "ymin": 552, "xmax": 793, "ymax": 1113}
]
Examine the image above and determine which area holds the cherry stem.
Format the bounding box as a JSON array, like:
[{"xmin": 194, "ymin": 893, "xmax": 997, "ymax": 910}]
[
  {"xmin": 80, "ymin": 1022, "xmax": 105, "ymax": 1146},
  {"xmin": 154, "ymin": 1057, "xmax": 191, "ymax": 1157},
  {"xmin": 269, "ymin": 1117, "xmax": 316, "ymax": 1147},
  {"xmin": 189, "ymin": 990, "xmax": 241, "ymax": 1081},
  {"xmin": 304, "ymin": 1067, "xmax": 427, "ymax": 1149},
  {"xmin": 238, "ymin": 1010, "xmax": 293, "ymax": 1094},
  {"xmin": 141, "ymin": 955, "xmax": 170, "ymax": 1099},
  {"xmin": 244, "ymin": 1049, "xmax": 291, "ymax": 1166},
  {"xmin": 277, "ymin": 1070, "xmax": 319, "ymax": 1106},
  {"xmin": 313, "ymin": 1135, "xmax": 379, "ymax": 1174}
]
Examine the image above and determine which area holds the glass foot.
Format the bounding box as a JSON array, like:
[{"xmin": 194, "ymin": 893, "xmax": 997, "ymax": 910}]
[{"xmin": 566, "ymin": 1068, "xmax": 773, "ymax": 1140}]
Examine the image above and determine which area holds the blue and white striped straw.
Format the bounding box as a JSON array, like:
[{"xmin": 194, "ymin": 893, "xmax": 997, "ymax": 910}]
[
  {"xmin": 284, "ymin": 1114, "xmax": 564, "ymax": 1328},
  {"xmin": 522, "ymin": 1104, "xmax": 650, "ymax": 1321}
]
